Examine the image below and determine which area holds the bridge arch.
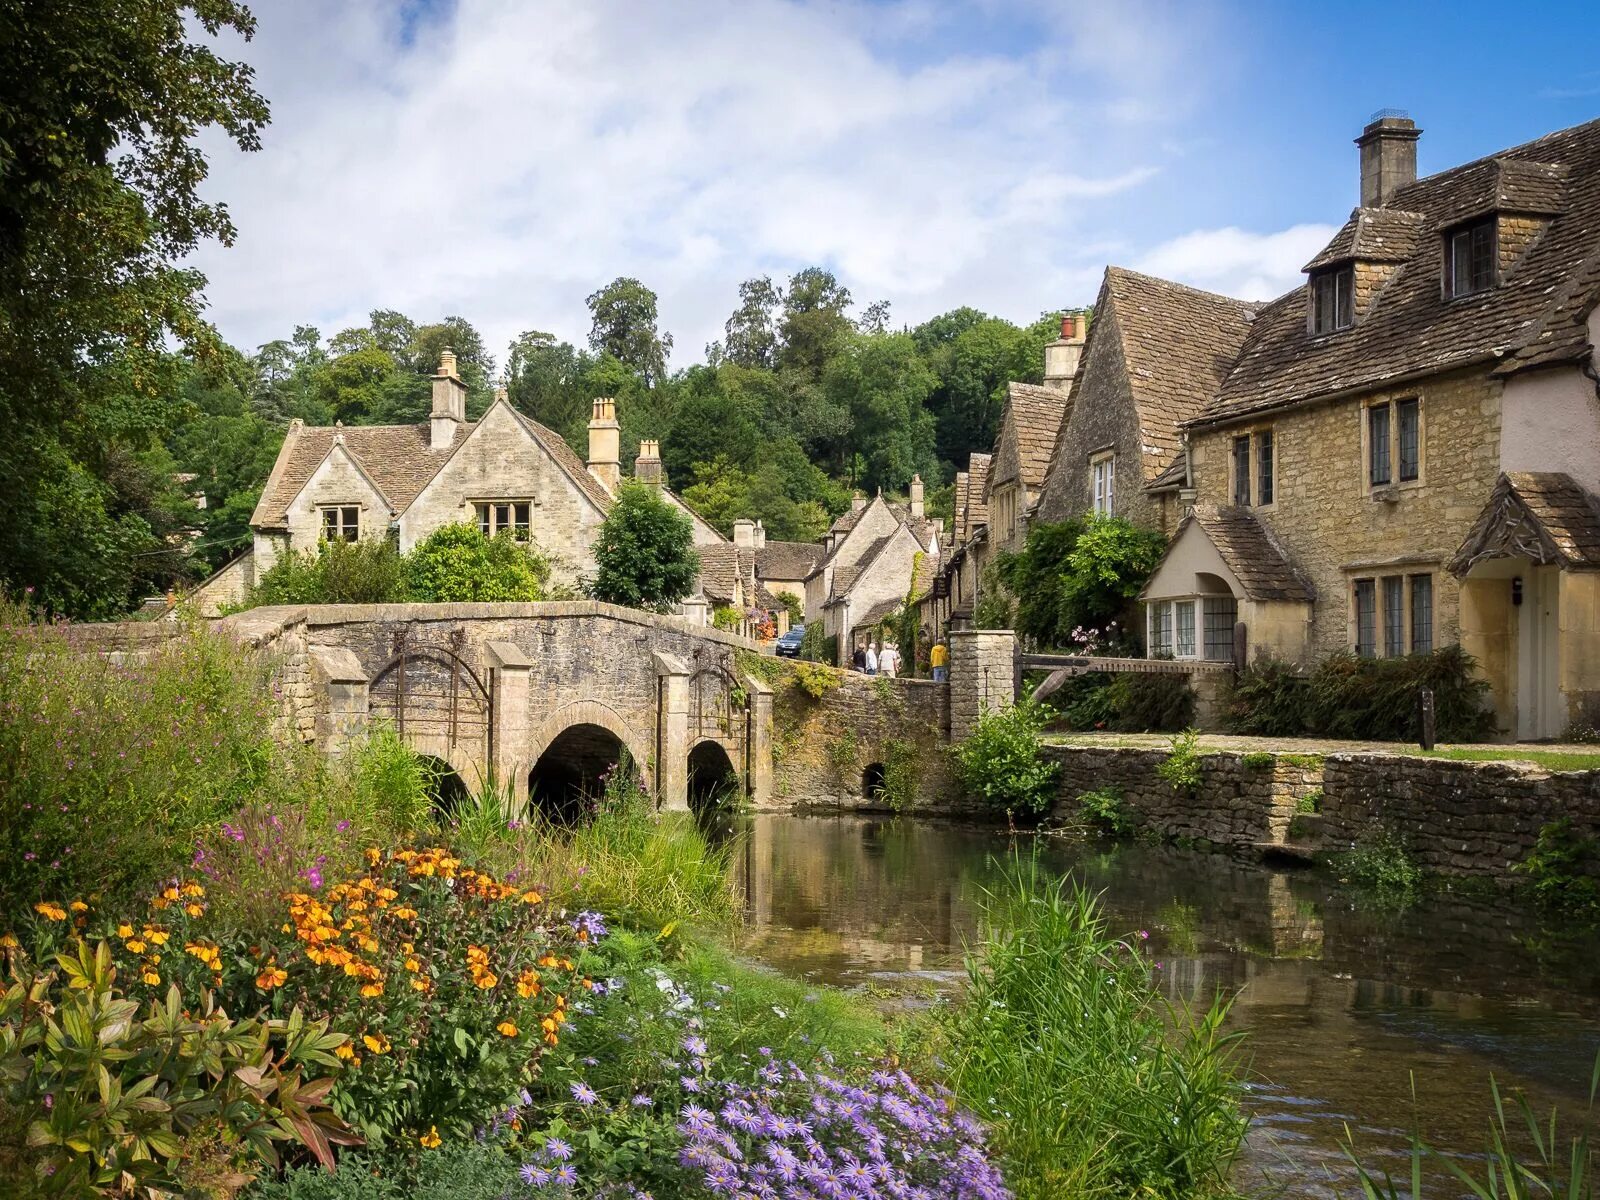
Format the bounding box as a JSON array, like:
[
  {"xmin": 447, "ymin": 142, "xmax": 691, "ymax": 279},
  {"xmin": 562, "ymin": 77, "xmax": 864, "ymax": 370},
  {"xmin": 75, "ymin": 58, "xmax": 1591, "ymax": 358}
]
[
  {"xmin": 688, "ymin": 736, "xmax": 742, "ymax": 813},
  {"xmin": 525, "ymin": 700, "xmax": 652, "ymax": 823}
]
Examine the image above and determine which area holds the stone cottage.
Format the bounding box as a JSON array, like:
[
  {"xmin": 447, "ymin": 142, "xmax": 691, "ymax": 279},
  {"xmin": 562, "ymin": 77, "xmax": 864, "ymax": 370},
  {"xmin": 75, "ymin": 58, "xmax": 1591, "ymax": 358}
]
[
  {"xmin": 1034, "ymin": 269, "xmax": 1256, "ymax": 535},
  {"xmin": 199, "ymin": 353, "xmax": 727, "ymax": 610},
  {"xmin": 1143, "ymin": 113, "xmax": 1600, "ymax": 739}
]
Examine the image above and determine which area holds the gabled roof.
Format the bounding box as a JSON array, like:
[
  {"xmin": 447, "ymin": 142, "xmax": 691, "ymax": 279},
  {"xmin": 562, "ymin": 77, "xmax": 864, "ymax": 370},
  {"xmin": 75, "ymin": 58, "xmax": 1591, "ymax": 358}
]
[
  {"xmin": 251, "ymin": 420, "xmax": 472, "ymax": 530},
  {"xmin": 757, "ymin": 540, "xmax": 822, "ymax": 581},
  {"xmin": 697, "ymin": 543, "xmax": 747, "ymax": 606},
  {"xmin": 1097, "ymin": 267, "xmax": 1258, "ymax": 477},
  {"xmin": 1303, "ymin": 207, "xmax": 1425, "ymax": 270},
  {"xmin": 956, "ymin": 454, "xmax": 991, "ymax": 542},
  {"xmin": 1172, "ymin": 505, "xmax": 1313, "ymax": 603},
  {"xmin": 504, "ymin": 406, "xmax": 617, "ymax": 512},
  {"xmin": 990, "ymin": 382, "xmax": 1069, "ymax": 492},
  {"xmin": 1199, "ymin": 116, "xmax": 1600, "ymax": 427},
  {"xmin": 1450, "ymin": 472, "xmax": 1600, "ymax": 576},
  {"xmin": 1145, "ymin": 453, "xmax": 1188, "ymax": 492}
]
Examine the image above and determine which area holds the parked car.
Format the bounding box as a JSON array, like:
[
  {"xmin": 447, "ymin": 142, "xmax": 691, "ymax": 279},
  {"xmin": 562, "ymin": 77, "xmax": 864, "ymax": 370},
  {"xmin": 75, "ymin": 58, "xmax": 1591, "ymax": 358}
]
[{"xmin": 774, "ymin": 626, "xmax": 806, "ymax": 658}]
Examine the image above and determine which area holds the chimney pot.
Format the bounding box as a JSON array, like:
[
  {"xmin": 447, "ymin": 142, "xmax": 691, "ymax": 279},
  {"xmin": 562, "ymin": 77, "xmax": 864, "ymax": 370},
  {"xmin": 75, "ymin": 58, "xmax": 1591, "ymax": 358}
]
[
  {"xmin": 851, "ymin": 490, "xmax": 866, "ymax": 513},
  {"xmin": 587, "ymin": 396, "xmax": 621, "ymax": 492},
  {"xmin": 1356, "ymin": 112, "xmax": 1421, "ymax": 208},
  {"xmin": 633, "ymin": 437, "xmax": 664, "ymax": 487}
]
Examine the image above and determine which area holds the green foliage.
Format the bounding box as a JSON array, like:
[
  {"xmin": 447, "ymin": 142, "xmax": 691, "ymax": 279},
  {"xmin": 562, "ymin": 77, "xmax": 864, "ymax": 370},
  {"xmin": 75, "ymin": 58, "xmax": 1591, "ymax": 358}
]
[
  {"xmin": 1157, "ymin": 728, "xmax": 1205, "ymax": 793},
  {"xmin": 941, "ymin": 857, "xmax": 1246, "ymax": 1199},
  {"xmin": 827, "ymin": 729, "xmax": 860, "ymax": 782},
  {"xmin": 406, "ymin": 524, "xmax": 550, "ymax": 603},
  {"xmin": 588, "ymin": 483, "xmax": 699, "ymax": 612},
  {"xmin": 950, "ymin": 701, "xmax": 1061, "ymax": 818},
  {"xmin": 1031, "ymin": 670, "xmax": 1117, "ymax": 731},
  {"xmin": 973, "ymin": 561, "xmax": 1017, "ymax": 631},
  {"xmin": 1514, "ymin": 819, "xmax": 1600, "ymax": 915},
  {"xmin": 874, "ymin": 739, "xmax": 920, "ymax": 813},
  {"xmin": 790, "ymin": 660, "xmax": 839, "ymax": 700},
  {"xmin": 1296, "ymin": 788, "xmax": 1324, "ymax": 815},
  {"xmin": 1108, "ymin": 671, "xmax": 1195, "ymax": 733},
  {"xmin": 1340, "ymin": 826, "xmax": 1424, "ymax": 895},
  {"xmin": 1077, "ymin": 786, "xmax": 1132, "ymax": 836},
  {"xmin": 252, "ymin": 536, "xmax": 409, "ymax": 606},
  {"xmin": 710, "ymin": 604, "xmax": 743, "ymax": 632},
  {"xmin": 797, "ymin": 622, "xmax": 836, "ymax": 665},
  {"xmin": 247, "ymin": 1142, "xmax": 523, "ymax": 1200},
  {"xmin": 0, "ymin": 941, "xmax": 349, "ymax": 1196},
  {"xmin": 1005, "ymin": 519, "xmax": 1085, "ymax": 648},
  {"xmin": 1226, "ymin": 647, "xmax": 1494, "ymax": 742},
  {"xmin": 586, "ymin": 277, "xmax": 673, "ymax": 387},
  {"xmin": 1061, "ymin": 516, "xmax": 1168, "ymax": 635},
  {"xmin": 1241, "ymin": 751, "xmax": 1275, "ymax": 770}
]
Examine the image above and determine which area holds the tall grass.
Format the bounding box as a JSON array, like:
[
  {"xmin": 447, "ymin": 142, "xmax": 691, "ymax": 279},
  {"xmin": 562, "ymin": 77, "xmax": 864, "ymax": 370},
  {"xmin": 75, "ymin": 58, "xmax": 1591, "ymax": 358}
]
[
  {"xmin": 941, "ymin": 854, "xmax": 1247, "ymax": 1200},
  {"xmin": 1347, "ymin": 1062, "xmax": 1598, "ymax": 1199}
]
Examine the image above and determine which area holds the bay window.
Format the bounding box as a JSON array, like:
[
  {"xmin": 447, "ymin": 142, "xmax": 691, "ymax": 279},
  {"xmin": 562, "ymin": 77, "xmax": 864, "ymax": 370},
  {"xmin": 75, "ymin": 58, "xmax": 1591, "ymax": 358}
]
[{"xmin": 1147, "ymin": 595, "xmax": 1238, "ymax": 662}]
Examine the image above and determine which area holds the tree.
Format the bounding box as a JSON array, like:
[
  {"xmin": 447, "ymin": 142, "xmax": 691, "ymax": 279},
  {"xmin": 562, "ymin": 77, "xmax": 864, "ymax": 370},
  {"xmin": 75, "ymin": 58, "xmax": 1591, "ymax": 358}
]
[
  {"xmin": 586, "ymin": 277, "xmax": 673, "ymax": 386},
  {"xmin": 405, "ymin": 524, "xmax": 550, "ymax": 603},
  {"xmin": 0, "ymin": 0, "xmax": 269, "ymax": 616},
  {"xmin": 822, "ymin": 332, "xmax": 938, "ymax": 492},
  {"xmin": 721, "ymin": 275, "xmax": 782, "ymax": 369},
  {"xmin": 589, "ymin": 483, "xmax": 699, "ymax": 612},
  {"xmin": 662, "ymin": 391, "xmax": 761, "ymax": 487},
  {"xmin": 777, "ymin": 267, "xmax": 853, "ymax": 379},
  {"xmin": 505, "ymin": 330, "xmax": 592, "ymax": 438}
]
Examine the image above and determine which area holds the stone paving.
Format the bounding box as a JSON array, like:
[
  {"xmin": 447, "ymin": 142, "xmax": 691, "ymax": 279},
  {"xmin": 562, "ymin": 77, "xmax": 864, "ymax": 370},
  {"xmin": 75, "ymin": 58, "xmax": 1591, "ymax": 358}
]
[{"xmin": 1043, "ymin": 729, "xmax": 1600, "ymax": 765}]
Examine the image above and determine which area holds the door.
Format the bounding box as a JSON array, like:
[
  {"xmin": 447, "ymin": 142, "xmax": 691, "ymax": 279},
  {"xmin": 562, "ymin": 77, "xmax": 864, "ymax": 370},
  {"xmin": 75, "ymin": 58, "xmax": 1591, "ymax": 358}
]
[{"xmin": 1516, "ymin": 565, "xmax": 1562, "ymax": 741}]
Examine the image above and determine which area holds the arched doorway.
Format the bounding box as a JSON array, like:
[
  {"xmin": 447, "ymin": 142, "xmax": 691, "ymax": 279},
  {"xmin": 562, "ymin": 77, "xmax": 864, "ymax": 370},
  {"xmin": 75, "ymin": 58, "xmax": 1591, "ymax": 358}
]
[
  {"xmin": 528, "ymin": 723, "xmax": 634, "ymax": 824},
  {"xmin": 688, "ymin": 740, "xmax": 740, "ymax": 814},
  {"xmin": 419, "ymin": 755, "xmax": 471, "ymax": 818},
  {"xmin": 861, "ymin": 762, "xmax": 887, "ymax": 804}
]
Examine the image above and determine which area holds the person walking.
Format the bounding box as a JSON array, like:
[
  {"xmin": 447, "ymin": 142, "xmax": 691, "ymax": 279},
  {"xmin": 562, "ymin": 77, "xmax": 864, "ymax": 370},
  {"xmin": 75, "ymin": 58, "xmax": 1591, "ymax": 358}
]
[
  {"xmin": 851, "ymin": 644, "xmax": 867, "ymax": 672},
  {"xmin": 864, "ymin": 642, "xmax": 879, "ymax": 675},
  {"xmin": 879, "ymin": 642, "xmax": 899, "ymax": 678},
  {"xmin": 930, "ymin": 638, "xmax": 948, "ymax": 682}
]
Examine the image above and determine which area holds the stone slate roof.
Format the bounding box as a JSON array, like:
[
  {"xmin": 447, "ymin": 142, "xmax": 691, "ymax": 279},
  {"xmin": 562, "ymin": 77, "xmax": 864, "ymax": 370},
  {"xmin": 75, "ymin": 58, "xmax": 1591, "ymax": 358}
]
[
  {"xmin": 505, "ymin": 407, "xmax": 618, "ymax": 512},
  {"xmin": 1145, "ymin": 453, "xmax": 1188, "ymax": 492},
  {"xmin": 1198, "ymin": 116, "xmax": 1600, "ymax": 428},
  {"xmin": 958, "ymin": 454, "xmax": 991, "ymax": 541},
  {"xmin": 1450, "ymin": 472, "xmax": 1600, "ymax": 576},
  {"xmin": 1098, "ymin": 267, "xmax": 1258, "ymax": 478},
  {"xmin": 828, "ymin": 535, "xmax": 891, "ymax": 601},
  {"xmin": 828, "ymin": 501, "xmax": 868, "ymax": 535},
  {"xmin": 1187, "ymin": 505, "xmax": 1313, "ymax": 602},
  {"xmin": 851, "ymin": 596, "xmax": 903, "ymax": 632},
  {"xmin": 251, "ymin": 420, "xmax": 473, "ymax": 529},
  {"xmin": 757, "ymin": 540, "xmax": 821, "ymax": 581},
  {"xmin": 696, "ymin": 543, "xmax": 749, "ymax": 606},
  {"xmin": 1303, "ymin": 207, "xmax": 1425, "ymax": 270},
  {"xmin": 991, "ymin": 382, "xmax": 1069, "ymax": 491}
]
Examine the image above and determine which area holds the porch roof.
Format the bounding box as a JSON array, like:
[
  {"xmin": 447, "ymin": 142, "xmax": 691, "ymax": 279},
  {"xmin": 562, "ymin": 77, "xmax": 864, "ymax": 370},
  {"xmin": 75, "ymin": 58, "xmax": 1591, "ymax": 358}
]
[
  {"xmin": 1144, "ymin": 505, "xmax": 1312, "ymax": 603},
  {"xmin": 1450, "ymin": 472, "xmax": 1600, "ymax": 576}
]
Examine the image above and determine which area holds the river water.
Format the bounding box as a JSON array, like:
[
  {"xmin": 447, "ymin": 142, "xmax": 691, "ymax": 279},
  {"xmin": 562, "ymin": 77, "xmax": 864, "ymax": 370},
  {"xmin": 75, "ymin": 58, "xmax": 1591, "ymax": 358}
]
[{"xmin": 729, "ymin": 812, "xmax": 1600, "ymax": 1198}]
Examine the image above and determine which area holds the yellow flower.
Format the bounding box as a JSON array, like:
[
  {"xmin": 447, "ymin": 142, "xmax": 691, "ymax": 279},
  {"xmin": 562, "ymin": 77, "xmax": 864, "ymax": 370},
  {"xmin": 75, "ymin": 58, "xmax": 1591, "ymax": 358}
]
[
  {"xmin": 125, "ymin": 939, "xmax": 147, "ymax": 954},
  {"xmin": 141, "ymin": 970, "xmax": 161, "ymax": 986},
  {"xmin": 496, "ymin": 1021, "xmax": 518, "ymax": 1038},
  {"xmin": 360, "ymin": 981, "xmax": 385, "ymax": 998},
  {"xmin": 116, "ymin": 924, "xmax": 134, "ymax": 938},
  {"xmin": 410, "ymin": 977, "xmax": 430, "ymax": 992},
  {"xmin": 33, "ymin": 902, "xmax": 66, "ymax": 922},
  {"xmin": 181, "ymin": 882, "xmax": 205, "ymax": 898},
  {"xmin": 184, "ymin": 902, "xmax": 205, "ymax": 918},
  {"xmin": 419, "ymin": 1126, "xmax": 441, "ymax": 1149},
  {"xmin": 334, "ymin": 1042, "xmax": 356, "ymax": 1060},
  {"xmin": 521, "ymin": 890, "xmax": 543, "ymax": 905},
  {"xmin": 0, "ymin": 933, "xmax": 17, "ymax": 949},
  {"xmin": 517, "ymin": 970, "xmax": 541, "ymax": 999},
  {"xmin": 362, "ymin": 1032, "xmax": 391, "ymax": 1054},
  {"xmin": 256, "ymin": 964, "xmax": 288, "ymax": 990},
  {"xmin": 146, "ymin": 930, "xmax": 170, "ymax": 946},
  {"xmin": 68, "ymin": 900, "xmax": 88, "ymax": 914},
  {"xmin": 475, "ymin": 973, "xmax": 498, "ymax": 990}
]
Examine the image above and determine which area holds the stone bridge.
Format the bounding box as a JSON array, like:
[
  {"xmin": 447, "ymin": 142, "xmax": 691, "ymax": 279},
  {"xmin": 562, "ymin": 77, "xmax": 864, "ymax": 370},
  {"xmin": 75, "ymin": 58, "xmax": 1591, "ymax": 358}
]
[{"xmin": 220, "ymin": 602, "xmax": 773, "ymax": 814}]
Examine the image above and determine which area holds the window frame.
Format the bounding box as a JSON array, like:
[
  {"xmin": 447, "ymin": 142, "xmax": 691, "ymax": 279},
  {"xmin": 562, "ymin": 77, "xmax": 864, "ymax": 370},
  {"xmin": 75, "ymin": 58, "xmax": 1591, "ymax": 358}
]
[
  {"xmin": 1353, "ymin": 577, "xmax": 1378, "ymax": 658},
  {"xmin": 1148, "ymin": 595, "xmax": 1238, "ymax": 663},
  {"xmin": 1364, "ymin": 396, "xmax": 1423, "ymax": 493},
  {"xmin": 1228, "ymin": 427, "xmax": 1276, "ymax": 509},
  {"xmin": 1351, "ymin": 569, "xmax": 1436, "ymax": 658},
  {"xmin": 473, "ymin": 499, "xmax": 534, "ymax": 541},
  {"xmin": 319, "ymin": 505, "xmax": 360, "ymax": 543},
  {"xmin": 1445, "ymin": 217, "xmax": 1497, "ymax": 298},
  {"xmin": 1231, "ymin": 436, "xmax": 1252, "ymax": 506},
  {"xmin": 1309, "ymin": 265, "xmax": 1355, "ymax": 334},
  {"xmin": 1090, "ymin": 451, "xmax": 1116, "ymax": 517}
]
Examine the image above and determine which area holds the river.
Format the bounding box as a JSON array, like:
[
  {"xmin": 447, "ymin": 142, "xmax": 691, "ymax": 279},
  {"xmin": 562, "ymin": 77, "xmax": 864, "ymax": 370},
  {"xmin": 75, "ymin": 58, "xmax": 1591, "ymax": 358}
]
[{"xmin": 729, "ymin": 811, "xmax": 1600, "ymax": 1198}]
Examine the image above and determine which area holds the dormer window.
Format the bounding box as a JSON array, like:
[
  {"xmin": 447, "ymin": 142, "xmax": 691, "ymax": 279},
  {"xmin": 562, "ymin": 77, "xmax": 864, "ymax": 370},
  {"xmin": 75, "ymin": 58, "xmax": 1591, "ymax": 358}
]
[
  {"xmin": 1445, "ymin": 217, "xmax": 1496, "ymax": 297},
  {"xmin": 1309, "ymin": 266, "xmax": 1354, "ymax": 334}
]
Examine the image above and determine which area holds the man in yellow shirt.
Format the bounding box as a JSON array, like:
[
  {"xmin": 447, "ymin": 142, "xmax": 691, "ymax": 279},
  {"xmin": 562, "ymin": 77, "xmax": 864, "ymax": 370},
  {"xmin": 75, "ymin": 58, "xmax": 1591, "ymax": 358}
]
[{"xmin": 930, "ymin": 639, "xmax": 948, "ymax": 682}]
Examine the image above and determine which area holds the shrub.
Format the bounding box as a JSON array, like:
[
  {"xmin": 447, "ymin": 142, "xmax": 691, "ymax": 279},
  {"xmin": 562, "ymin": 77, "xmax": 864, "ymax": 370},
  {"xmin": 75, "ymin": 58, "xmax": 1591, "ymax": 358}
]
[
  {"xmin": 1060, "ymin": 516, "xmax": 1167, "ymax": 638},
  {"xmin": 0, "ymin": 940, "xmax": 351, "ymax": 1196},
  {"xmin": 1109, "ymin": 671, "xmax": 1195, "ymax": 732},
  {"xmin": 709, "ymin": 604, "xmax": 743, "ymax": 632},
  {"xmin": 874, "ymin": 738, "xmax": 920, "ymax": 812},
  {"xmin": 1340, "ymin": 826, "xmax": 1424, "ymax": 895},
  {"xmin": 1157, "ymin": 728, "xmax": 1204, "ymax": 793},
  {"xmin": 1241, "ymin": 751, "xmax": 1275, "ymax": 770},
  {"xmin": 1296, "ymin": 788, "xmax": 1324, "ymax": 815},
  {"xmin": 406, "ymin": 524, "xmax": 550, "ymax": 603},
  {"xmin": 950, "ymin": 701, "xmax": 1060, "ymax": 818},
  {"xmin": 942, "ymin": 857, "xmax": 1246, "ymax": 1199},
  {"xmin": 588, "ymin": 482, "xmax": 699, "ymax": 612},
  {"xmin": 973, "ymin": 560, "xmax": 1016, "ymax": 631},
  {"xmin": 1515, "ymin": 818, "xmax": 1600, "ymax": 915},
  {"xmin": 1222, "ymin": 655, "xmax": 1310, "ymax": 737},
  {"xmin": 1005, "ymin": 519, "xmax": 1085, "ymax": 648},
  {"xmin": 827, "ymin": 728, "xmax": 860, "ymax": 782},
  {"xmin": 251, "ymin": 537, "xmax": 409, "ymax": 608},
  {"xmin": 789, "ymin": 660, "xmax": 838, "ymax": 699},
  {"xmin": 1078, "ymin": 786, "xmax": 1131, "ymax": 836},
  {"xmin": 796, "ymin": 622, "xmax": 835, "ymax": 665}
]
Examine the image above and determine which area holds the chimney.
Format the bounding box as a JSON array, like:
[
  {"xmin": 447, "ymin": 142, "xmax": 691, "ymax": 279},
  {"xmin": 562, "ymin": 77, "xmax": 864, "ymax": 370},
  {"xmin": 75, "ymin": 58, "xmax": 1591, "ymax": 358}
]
[
  {"xmin": 587, "ymin": 397, "xmax": 620, "ymax": 492},
  {"xmin": 1043, "ymin": 312, "xmax": 1087, "ymax": 393},
  {"xmin": 1356, "ymin": 111, "xmax": 1420, "ymax": 208},
  {"xmin": 494, "ymin": 380, "xmax": 508, "ymax": 405},
  {"xmin": 733, "ymin": 518, "xmax": 757, "ymax": 548},
  {"xmin": 754, "ymin": 519, "xmax": 766, "ymax": 549},
  {"xmin": 851, "ymin": 490, "xmax": 866, "ymax": 513},
  {"xmin": 430, "ymin": 349, "xmax": 467, "ymax": 450},
  {"xmin": 634, "ymin": 438, "xmax": 664, "ymax": 486},
  {"xmin": 909, "ymin": 473, "xmax": 925, "ymax": 519}
]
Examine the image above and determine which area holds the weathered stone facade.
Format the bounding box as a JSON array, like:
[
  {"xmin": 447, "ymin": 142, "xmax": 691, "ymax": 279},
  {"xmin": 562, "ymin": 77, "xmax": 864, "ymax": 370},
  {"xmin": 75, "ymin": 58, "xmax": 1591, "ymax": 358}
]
[{"xmin": 947, "ymin": 629, "xmax": 1015, "ymax": 741}]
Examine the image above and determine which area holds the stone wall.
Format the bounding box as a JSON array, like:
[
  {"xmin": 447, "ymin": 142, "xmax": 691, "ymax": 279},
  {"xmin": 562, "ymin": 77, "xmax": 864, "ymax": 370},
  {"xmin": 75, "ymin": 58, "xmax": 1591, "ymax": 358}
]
[
  {"xmin": 764, "ymin": 664, "xmax": 954, "ymax": 811},
  {"xmin": 1189, "ymin": 363, "xmax": 1503, "ymax": 660},
  {"xmin": 947, "ymin": 629, "xmax": 1016, "ymax": 741}
]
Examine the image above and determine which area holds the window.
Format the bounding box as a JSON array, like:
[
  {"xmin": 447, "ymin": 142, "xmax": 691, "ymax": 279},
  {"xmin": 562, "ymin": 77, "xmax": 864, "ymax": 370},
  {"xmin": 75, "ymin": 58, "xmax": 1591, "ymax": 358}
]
[
  {"xmin": 1203, "ymin": 597, "xmax": 1237, "ymax": 661},
  {"xmin": 1396, "ymin": 398, "xmax": 1420, "ymax": 482},
  {"xmin": 320, "ymin": 505, "xmax": 359, "ymax": 543},
  {"xmin": 1310, "ymin": 265, "xmax": 1355, "ymax": 333},
  {"xmin": 474, "ymin": 501, "xmax": 532, "ymax": 540},
  {"xmin": 1256, "ymin": 431, "xmax": 1274, "ymax": 506},
  {"xmin": 1354, "ymin": 578, "xmax": 1377, "ymax": 658},
  {"xmin": 1446, "ymin": 218, "xmax": 1496, "ymax": 298},
  {"xmin": 1232, "ymin": 437, "xmax": 1252, "ymax": 505},
  {"xmin": 1091, "ymin": 453, "xmax": 1116, "ymax": 516},
  {"xmin": 1175, "ymin": 600, "xmax": 1196, "ymax": 658},
  {"xmin": 1410, "ymin": 574, "xmax": 1434, "ymax": 654},
  {"xmin": 1383, "ymin": 575, "xmax": 1404, "ymax": 657},
  {"xmin": 1368, "ymin": 405, "xmax": 1392, "ymax": 486},
  {"xmin": 1150, "ymin": 601, "xmax": 1173, "ymax": 656}
]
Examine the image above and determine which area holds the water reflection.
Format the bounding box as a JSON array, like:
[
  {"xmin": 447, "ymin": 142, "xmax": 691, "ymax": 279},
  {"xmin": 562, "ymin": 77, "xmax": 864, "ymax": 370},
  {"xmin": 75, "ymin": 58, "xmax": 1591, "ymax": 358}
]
[{"xmin": 732, "ymin": 812, "xmax": 1600, "ymax": 1197}]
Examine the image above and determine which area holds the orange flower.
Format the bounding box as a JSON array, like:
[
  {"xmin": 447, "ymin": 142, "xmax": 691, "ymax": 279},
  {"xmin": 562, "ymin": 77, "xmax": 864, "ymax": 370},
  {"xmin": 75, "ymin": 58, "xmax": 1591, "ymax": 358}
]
[
  {"xmin": 496, "ymin": 1021, "xmax": 518, "ymax": 1038},
  {"xmin": 256, "ymin": 963, "xmax": 288, "ymax": 990},
  {"xmin": 184, "ymin": 903, "xmax": 205, "ymax": 918},
  {"xmin": 521, "ymin": 890, "xmax": 543, "ymax": 905},
  {"xmin": 33, "ymin": 902, "xmax": 66, "ymax": 922},
  {"xmin": 360, "ymin": 981, "xmax": 385, "ymax": 998},
  {"xmin": 475, "ymin": 973, "xmax": 498, "ymax": 990},
  {"xmin": 365, "ymin": 848, "xmax": 382, "ymax": 866},
  {"xmin": 141, "ymin": 969, "xmax": 161, "ymax": 986},
  {"xmin": 517, "ymin": 970, "xmax": 541, "ymax": 998},
  {"xmin": 362, "ymin": 1032, "xmax": 391, "ymax": 1054},
  {"xmin": 68, "ymin": 900, "xmax": 88, "ymax": 914},
  {"xmin": 334, "ymin": 1042, "xmax": 356, "ymax": 1060},
  {"xmin": 418, "ymin": 1126, "xmax": 441, "ymax": 1149},
  {"xmin": 116, "ymin": 924, "xmax": 134, "ymax": 938},
  {"xmin": 0, "ymin": 933, "xmax": 17, "ymax": 949},
  {"xmin": 410, "ymin": 977, "xmax": 430, "ymax": 992}
]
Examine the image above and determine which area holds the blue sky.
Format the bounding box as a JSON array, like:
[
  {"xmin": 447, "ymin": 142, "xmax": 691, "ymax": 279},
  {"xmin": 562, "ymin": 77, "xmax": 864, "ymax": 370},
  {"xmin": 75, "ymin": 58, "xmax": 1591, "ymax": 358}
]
[{"xmin": 189, "ymin": 0, "xmax": 1600, "ymax": 369}]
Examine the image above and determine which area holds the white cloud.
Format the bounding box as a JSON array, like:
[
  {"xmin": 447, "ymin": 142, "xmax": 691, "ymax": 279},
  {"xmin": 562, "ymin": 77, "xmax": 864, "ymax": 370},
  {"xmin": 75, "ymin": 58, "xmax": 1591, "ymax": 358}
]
[
  {"xmin": 1134, "ymin": 224, "xmax": 1339, "ymax": 301},
  {"xmin": 188, "ymin": 0, "xmax": 1226, "ymax": 367}
]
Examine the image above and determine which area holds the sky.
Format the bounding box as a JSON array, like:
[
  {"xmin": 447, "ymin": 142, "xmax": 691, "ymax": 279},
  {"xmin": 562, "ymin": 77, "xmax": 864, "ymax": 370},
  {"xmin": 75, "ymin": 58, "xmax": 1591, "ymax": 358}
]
[{"xmin": 188, "ymin": 0, "xmax": 1600, "ymax": 372}]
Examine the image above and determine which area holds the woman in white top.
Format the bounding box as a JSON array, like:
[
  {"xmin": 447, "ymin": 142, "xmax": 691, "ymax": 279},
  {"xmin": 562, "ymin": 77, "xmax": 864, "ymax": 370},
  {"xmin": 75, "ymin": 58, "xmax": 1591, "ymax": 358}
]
[{"xmin": 879, "ymin": 643, "xmax": 899, "ymax": 678}]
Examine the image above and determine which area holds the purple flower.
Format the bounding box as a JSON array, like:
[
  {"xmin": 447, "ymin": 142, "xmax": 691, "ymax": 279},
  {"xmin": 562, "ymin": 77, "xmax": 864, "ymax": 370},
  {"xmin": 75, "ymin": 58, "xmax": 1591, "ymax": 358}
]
[
  {"xmin": 544, "ymin": 1137, "xmax": 574, "ymax": 1161},
  {"xmin": 521, "ymin": 1163, "xmax": 550, "ymax": 1185},
  {"xmin": 631, "ymin": 1094, "xmax": 653, "ymax": 1107},
  {"xmin": 571, "ymin": 1081, "xmax": 599, "ymax": 1106}
]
